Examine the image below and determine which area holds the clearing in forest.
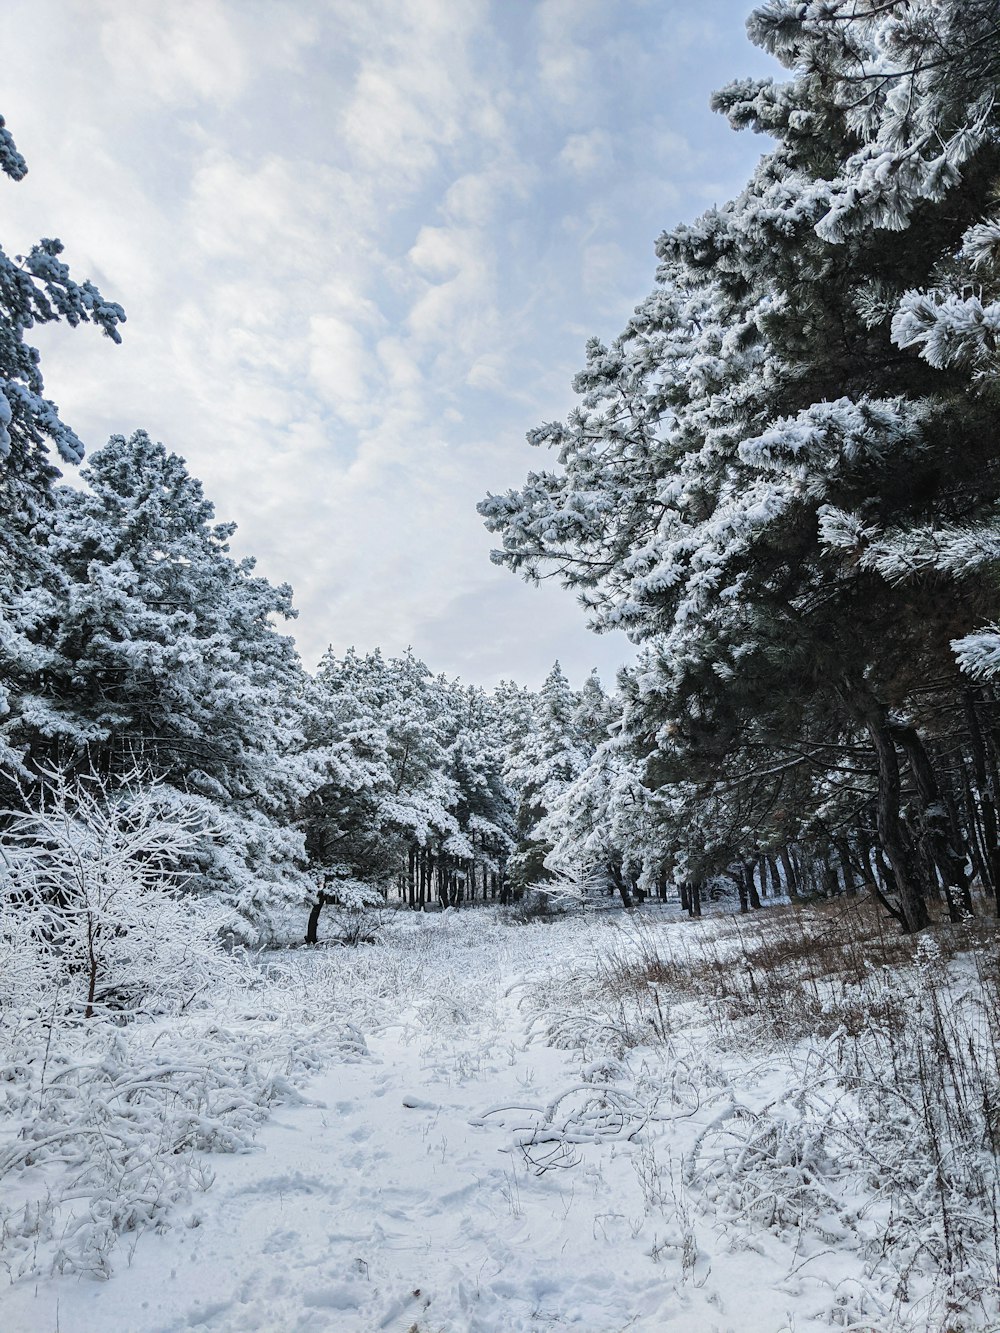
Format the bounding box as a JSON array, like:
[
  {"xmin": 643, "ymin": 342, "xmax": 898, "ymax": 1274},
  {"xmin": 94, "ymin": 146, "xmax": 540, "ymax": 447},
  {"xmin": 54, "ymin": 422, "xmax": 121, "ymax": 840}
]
[{"xmin": 2, "ymin": 903, "xmax": 999, "ymax": 1332}]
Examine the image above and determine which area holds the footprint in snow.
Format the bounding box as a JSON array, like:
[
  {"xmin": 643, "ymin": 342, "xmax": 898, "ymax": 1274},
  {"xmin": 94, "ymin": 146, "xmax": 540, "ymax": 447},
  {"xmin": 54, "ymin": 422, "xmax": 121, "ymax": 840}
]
[{"xmin": 262, "ymin": 1227, "xmax": 300, "ymax": 1254}]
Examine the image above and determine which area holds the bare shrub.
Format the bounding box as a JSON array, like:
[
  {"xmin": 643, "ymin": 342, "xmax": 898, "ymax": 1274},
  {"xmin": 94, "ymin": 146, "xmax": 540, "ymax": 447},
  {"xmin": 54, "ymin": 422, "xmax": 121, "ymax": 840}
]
[
  {"xmin": 0, "ymin": 1012, "xmax": 368, "ymax": 1281},
  {"xmin": 513, "ymin": 901, "xmax": 1000, "ymax": 1325},
  {"xmin": 0, "ymin": 767, "xmax": 310, "ymax": 1281},
  {"xmin": 501, "ymin": 875, "xmax": 592, "ymax": 925},
  {"xmin": 0, "ymin": 767, "xmax": 232, "ymax": 1020}
]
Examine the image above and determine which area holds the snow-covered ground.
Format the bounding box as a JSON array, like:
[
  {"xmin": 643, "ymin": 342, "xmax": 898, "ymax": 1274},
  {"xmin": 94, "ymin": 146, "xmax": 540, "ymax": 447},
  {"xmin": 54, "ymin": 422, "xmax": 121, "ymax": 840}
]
[{"xmin": 3, "ymin": 905, "xmax": 999, "ymax": 1332}]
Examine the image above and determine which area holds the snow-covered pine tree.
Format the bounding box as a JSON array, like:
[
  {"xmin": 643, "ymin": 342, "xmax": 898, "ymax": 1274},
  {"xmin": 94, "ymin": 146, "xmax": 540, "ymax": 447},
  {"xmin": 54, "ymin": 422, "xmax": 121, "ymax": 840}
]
[
  {"xmin": 0, "ymin": 116, "xmax": 124, "ymax": 483},
  {"xmin": 304, "ymin": 647, "xmax": 402, "ymax": 926},
  {"xmin": 0, "ymin": 115, "xmax": 125, "ymax": 797},
  {"xmin": 573, "ymin": 669, "xmax": 615, "ymax": 751},
  {"xmin": 309, "ymin": 648, "xmax": 463, "ymax": 916},
  {"xmin": 440, "ymin": 682, "xmax": 516, "ymax": 905},
  {"xmin": 505, "ymin": 662, "xmax": 588, "ymax": 897},
  {"xmin": 482, "ymin": 0, "xmax": 1000, "ymax": 928},
  {"xmin": 4, "ymin": 431, "xmax": 314, "ymax": 937},
  {"xmin": 535, "ymin": 671, "xmax": 648, "ymax": 907}
]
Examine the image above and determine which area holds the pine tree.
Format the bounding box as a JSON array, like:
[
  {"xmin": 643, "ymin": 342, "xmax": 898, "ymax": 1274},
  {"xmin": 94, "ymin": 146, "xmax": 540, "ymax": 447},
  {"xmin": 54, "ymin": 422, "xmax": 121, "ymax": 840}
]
[
  {"xmin": 0, "ymin": 116, "xmax": 125, "ymax": 482},
  {"xmin": 481, "ymin": 0, "xmax": 1000, "ymax": 928},
  {"xmin": 0, "ymin": 115, "xmax": 125, "ymax": 790},
  {"xmin": 4, "ymin": 431, "xmax": 313, "ymax": 936},
  {"xmin": 308, "ymin": 648, "xmax": 460, "ymax": 915},
  {"xmin": 440, "ymin": 683, "xmax": 516, "ymax": 905},
  {"xmin": 505, "ymin": 662, "xmax": 588, "ymax": 895}
]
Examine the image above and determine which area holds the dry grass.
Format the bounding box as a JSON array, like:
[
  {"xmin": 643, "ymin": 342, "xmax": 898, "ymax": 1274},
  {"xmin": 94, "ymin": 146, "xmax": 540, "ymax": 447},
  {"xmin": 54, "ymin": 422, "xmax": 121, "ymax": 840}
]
[
  {"xmin": 540, "ymin": 898, "xmax": 1000, "ymax": 1325},
  {"xmin": 599, "ymin": 897, "xmax": 1000, "ymax": 1046}
]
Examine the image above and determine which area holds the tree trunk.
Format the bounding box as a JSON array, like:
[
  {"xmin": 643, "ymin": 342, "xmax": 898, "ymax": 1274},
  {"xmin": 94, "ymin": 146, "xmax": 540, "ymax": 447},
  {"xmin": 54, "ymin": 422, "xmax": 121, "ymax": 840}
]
[
  {"xmin": 734, "ymin": 872, "xmax": 749, "ymax": 914},
  {"xmin": 958, "ymin": 754, "xmax": 991, "ymax": 888},
  {"xmin": 778, "ymin": 846, "xmax": 800, "ymax": 901},
  {"xmin": 835, "ymin": 837, "xmax": 858, "ymax": 897},
  {"xmin": 893, "ymin": 724, "xmax": 971, "ymax": 921},
  {"xmin": 305, "ymin": 892, "xmax": 329, "ymax": 944},
  {"xmin": 963, "ymin": 688, "xmax": 1000, "ymax": 915},
  {"xmin": 609, "ymin": 860, "xmax": 633, "ymax": 908},
  {"xmin": 85, "ymin": 913, "xmax": 98, "ymax": 1018},
  {"xmin": 865, "ymin": 710, "xmax": 929, "ymax": 932},
  {"xmin": 766, "ymin": 854, "xmax": 782, "ymax": 898},
  {"xmin": 745, "ymin": 861, "xmax": 762, "ymax": 910},
  {"xmin": 757, "ymin": 853, "xmax": 769, "ymax": 900},
  {"xmin": 938, "ymin": 755, "xmax": 977, "ymax": 911}
]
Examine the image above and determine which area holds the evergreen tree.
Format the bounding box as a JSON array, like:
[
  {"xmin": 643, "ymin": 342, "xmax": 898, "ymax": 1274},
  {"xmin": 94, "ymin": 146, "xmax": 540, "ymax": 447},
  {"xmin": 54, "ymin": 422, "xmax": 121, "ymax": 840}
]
[
  {"xmin": 441, "ymin": 683, "xmax": 516, "ymax": 904},
  {"xmin": 4, "ymin": 431, "xmax": 313, "ymax": 935},
  {"xmin": 481, "ymin": 0, "xmax": 1000, "ymax": 928},
  {"xmin": 309, "ymin": 648, "xmax": 459, "ymax": 914},
  {"xmin": 573, "ymin": 670, "xmax": 615, "ymax": 751},
  {"xmin": 505, "ymin": 662, "xmax": 588, "ymax": 895},
  {"xmin": 0, "ymin": 115, "xmax": 125, "ymax": 788},
  {"xmin": 0, "ymin": 116, "xmax": 124, "ymax": 483}
]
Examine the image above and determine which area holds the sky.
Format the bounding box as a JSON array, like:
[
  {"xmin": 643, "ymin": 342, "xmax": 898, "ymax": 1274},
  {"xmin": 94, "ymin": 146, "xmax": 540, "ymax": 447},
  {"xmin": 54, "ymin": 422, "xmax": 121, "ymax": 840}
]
[{"xmin": 3, "ymin": 0, "xmax": 779, "ymax": 691}]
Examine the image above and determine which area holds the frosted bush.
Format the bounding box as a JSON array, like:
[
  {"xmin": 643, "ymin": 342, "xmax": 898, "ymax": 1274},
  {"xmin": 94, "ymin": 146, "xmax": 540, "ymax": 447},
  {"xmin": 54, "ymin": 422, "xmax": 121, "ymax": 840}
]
[
  {"xmin": 0, "ymin": 767, "xmax": 239, "ymax": 1018},
  {"xmin": 0, "ymin": 1012, "xmax": 368, "ymax": 1281}
]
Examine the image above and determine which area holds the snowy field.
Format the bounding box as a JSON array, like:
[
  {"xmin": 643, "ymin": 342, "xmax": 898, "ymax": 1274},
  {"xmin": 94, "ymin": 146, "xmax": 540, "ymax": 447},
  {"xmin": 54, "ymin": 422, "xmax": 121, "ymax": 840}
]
[{"xmin": 3, "ymin": 903, "xmax": 1000, "ymax": 1333}]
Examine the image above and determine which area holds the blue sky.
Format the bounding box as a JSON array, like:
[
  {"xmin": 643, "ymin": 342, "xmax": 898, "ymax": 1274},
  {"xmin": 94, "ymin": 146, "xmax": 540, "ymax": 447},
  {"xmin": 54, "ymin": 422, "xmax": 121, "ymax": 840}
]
[{"xmin": 4, "ymin": 0, "xmax": 778, "ymax": 690}]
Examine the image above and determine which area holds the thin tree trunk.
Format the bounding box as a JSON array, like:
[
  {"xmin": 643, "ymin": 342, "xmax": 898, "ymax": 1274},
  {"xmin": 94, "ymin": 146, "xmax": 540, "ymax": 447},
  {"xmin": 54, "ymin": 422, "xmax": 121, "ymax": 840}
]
[
  {"xmin": 745, "ymin": 861, "xmax": 762, "ymax": 910},
  {"xmin": 938, "ymin": 757, "xmax": 977, "ymax": 911},
  {"xmin": 865, "ymin": 711, "xmax": 929, "ymax": 932},
  {"xmin": 835, "ymin": 837, "xmax": 858, "ymax": 897},
  {"xmin": 963, "ymin": 688, "xmax": 1000, "ymax": 915},
  {"xmin": 85, "ymin": 913, "xmax": 98, "ymax": 1018},
  {"xmin": 766, "ymin": 854, "xmax": 782, "ymax": 897},
  {"xmin": 778, "ymin": 846, "xmax": 800, "ymax": 901},
  {"xmin": 734, "ymin": 872, "xmax": 749, "ymax": 915},
  {"xmin": 305, "ymin": 892, "xmax": 328, "ymax": 945},
  {"xmin": 757, "ymin": 853, "xmax": 769, "ymax": 900},
  {"xmin": 609, "ymin": 860, "xmax": 633, "ymax": 908},
  {"xmin": 893, "ymin": 724, "xmax": 970, "ymax": 921},
  {"xmin": 958, "ymin": 753, "xmax": 991, "ymax": 888}
]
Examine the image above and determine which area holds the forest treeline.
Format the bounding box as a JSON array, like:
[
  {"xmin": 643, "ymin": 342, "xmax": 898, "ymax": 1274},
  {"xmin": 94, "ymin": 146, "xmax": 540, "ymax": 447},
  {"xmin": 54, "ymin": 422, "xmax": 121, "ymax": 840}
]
[
  {"xmin": 481, "ymin": 0, "xmax": 1000, "ymax": 933},
  {"xmin": 0, "ymin": 131, "xmax": 614, "ymax": 937},
  {"xmin": 7, "ymin": 1, "xmax": 1000, "ymax": 940},
  {"xmin": 1, "ymin": 390, "xmax": 617, "ymax": 936}
]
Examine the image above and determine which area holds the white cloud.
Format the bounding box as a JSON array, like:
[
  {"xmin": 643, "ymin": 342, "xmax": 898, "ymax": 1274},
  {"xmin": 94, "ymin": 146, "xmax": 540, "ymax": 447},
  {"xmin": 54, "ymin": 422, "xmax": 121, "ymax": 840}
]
[
  {"xmin": 337, "ymin": 0, "xmax": 498, "ymax": 187},
  {"xmin": 653, "ymin": 127, "xmax": 696, "ymax": 167},
  {"xmin": 96, "ymin": 1, "xmax": 250, "ymax": 108},
  {"xmin": 581, "ymin": 240, "xmax": 629, "ymax": 310},
  {"xmin": 1, "ymin": 0, "xmax": 777, "ymax": 689},
  {"xmin": 376, "ymin": 336, "xmax": 423, "ymax": 394},
  {"xmin": 559, "ymin": 130, "xmax": 614, "ymax": 177},
  {"xmin": 406, "ymin": 225, "xmax": 495, "ymax": 349},
  {"xmin": 533, "ymin": 0, "xmax": 601, "ymax": 114},
  {"xmin": 466, "ymin": 354, "xmax": 507, "ymax": 393},
  {"xmin": 443, "ymin": 166, "xmax": 530, "ymax": 227},
  {"xmin": 94, "ymin": 0, "xmax": 317, "ymax": 111},
  {"xmin": 307, "ymin": 315, "xmax": 372, "ymax": 422},
  {"xmin": 187, "ymin": 153, "xmax": 371, "ymax": 270}
]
